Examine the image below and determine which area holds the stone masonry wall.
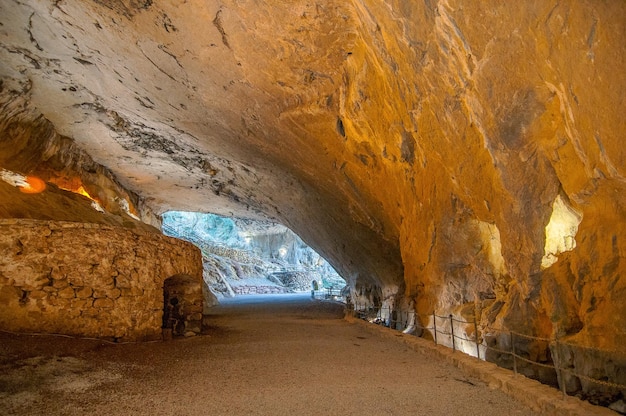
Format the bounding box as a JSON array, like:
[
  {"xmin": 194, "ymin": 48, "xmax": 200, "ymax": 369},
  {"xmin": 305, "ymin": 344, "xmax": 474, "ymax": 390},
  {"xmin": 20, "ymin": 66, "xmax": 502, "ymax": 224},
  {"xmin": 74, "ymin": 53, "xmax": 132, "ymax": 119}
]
[
  {"xmin": 0, "ymin": 219, "xmax": 203, "ymax": 341},
  {"xmin": 232, "ymin": 285, "xmax": 290, "ymax": 295}
]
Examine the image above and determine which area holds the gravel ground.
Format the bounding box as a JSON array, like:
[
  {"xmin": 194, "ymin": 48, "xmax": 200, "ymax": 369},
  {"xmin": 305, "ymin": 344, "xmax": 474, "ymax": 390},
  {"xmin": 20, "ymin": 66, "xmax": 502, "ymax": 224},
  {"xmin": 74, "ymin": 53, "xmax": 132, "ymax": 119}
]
[{"xmin": 0, "ymin": 294, "xmax": 539, "ymax": 415}]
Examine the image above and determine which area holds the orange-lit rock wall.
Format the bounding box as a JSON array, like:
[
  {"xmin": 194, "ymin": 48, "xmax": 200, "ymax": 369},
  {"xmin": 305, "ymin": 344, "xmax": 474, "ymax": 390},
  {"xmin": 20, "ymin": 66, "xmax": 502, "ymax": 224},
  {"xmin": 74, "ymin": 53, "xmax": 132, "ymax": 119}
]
[
  {"xmin": 0, "ymin": 219, "xmax": 204, "ymax": 341},
  {"xmin": 331, "ymin": 2, "xmax": 626, "ymax": 390},
  {"xmin": 0, "ymin": 0, "xmax": 625, "ymax": 389},
  {"xmin": 341, "ymin": 1, "xmax": 626, "ymax": 352}
]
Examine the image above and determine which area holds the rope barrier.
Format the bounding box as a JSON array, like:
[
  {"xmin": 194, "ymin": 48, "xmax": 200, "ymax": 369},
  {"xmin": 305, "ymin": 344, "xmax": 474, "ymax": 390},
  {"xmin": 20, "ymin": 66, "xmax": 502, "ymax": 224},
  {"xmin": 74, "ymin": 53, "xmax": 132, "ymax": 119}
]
[
  {"xmin": 511, "ymin": 353, "xmax": 556, "ymax": 370},
  {"xmin": 349, "ymin": 301, "xmax": 626, "ymax": 401},
  {"xmin": 557, "ymin": 340, "xmax": 626, "ymax": 358},
  {"xmin": 453, "ymin": 334, "xmax": 477, "ymax": 343},
  {"xmin": 509, "ymin": 330, "xmax": 552, "ymax": 343},
  {"xmin": 0, "ymin": 329, "xmax": 161, "ymax": 345},
  {"xmin": 561, "ymin": 368, "xmax": 626, "ymax": 390},
  {"xmin": 483, "ymin": 345, "xmax": 512, "ymax": 356}
]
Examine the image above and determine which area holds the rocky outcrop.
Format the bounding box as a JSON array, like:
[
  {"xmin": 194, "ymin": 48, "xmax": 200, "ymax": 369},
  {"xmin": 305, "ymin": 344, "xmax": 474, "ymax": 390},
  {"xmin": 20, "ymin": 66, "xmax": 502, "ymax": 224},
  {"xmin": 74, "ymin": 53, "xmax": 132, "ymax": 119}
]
[
  {"xmin": 0, "ymin": 77, "xmax": 160, "ymax": 226},
  {"xmin": 0, "ymin": 0, "xmax": 625, "ymax": 399}
]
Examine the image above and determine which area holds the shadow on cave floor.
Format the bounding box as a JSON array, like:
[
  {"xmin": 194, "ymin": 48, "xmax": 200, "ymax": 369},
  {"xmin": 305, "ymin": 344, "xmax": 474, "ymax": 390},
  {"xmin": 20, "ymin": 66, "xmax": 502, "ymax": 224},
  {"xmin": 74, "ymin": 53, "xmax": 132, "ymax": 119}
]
[
  {"xmin": 0, "ymin": 296, "xmax": 539, "ymax": 416},
  {"xmin": 218, "ymin": 291, "xmax": 315, "ymax": 305},
  {"xmin": 208, "ymin": 292, "xmax": 345, "ymax": 319}
]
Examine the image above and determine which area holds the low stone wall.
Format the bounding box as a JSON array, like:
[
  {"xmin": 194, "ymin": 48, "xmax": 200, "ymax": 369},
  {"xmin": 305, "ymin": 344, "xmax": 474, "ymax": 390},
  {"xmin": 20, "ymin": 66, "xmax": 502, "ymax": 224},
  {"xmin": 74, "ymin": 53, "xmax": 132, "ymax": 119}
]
[
  {"xmin": 0, "ymin": 219, "xmax": 203, "ymax": 341},
  {"xmin": 269, "ymin": 271, "xmax": 312, "ymax": 291},
  {"xmin": 232, "ymin": 285, "xmax": 290, "ymax": 295}
]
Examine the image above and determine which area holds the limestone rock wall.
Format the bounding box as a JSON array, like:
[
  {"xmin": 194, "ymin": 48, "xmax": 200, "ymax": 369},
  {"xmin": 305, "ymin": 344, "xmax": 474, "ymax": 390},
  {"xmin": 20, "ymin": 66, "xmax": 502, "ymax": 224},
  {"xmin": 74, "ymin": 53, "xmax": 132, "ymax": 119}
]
[
  {"xmin": 346, "ymin": 0, "xmax": 626, "ymax": 344},
  {"xmin": 0, "ymin": 219, "xmax": 203, "ymax": 341},
  {"xmin": 0, "ymin": 0, "xmax": 625, "ymax": 393},
  {"xmin": 335, "ymin": 2, "xmax": 626, "ymax": 394}
]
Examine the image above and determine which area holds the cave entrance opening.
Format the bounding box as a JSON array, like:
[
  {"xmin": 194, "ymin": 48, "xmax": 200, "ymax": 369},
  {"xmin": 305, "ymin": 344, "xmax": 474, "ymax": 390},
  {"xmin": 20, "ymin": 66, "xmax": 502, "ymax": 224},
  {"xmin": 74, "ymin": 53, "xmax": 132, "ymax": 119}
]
[
  {"xmin": 162, "ymin": 274, "xmax": 203, "ymax": 338},
  {"xmin": 161, "ymin": 211, "xmax": 346, "ymax": 302}
]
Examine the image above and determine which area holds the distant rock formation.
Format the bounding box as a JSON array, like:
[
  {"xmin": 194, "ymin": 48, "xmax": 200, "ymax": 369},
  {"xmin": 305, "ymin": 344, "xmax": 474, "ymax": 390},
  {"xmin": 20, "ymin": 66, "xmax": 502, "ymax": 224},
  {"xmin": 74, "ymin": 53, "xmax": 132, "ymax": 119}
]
[{"xmin": 162, "ymin": 211, "xmax": 344, "ymax": 296}]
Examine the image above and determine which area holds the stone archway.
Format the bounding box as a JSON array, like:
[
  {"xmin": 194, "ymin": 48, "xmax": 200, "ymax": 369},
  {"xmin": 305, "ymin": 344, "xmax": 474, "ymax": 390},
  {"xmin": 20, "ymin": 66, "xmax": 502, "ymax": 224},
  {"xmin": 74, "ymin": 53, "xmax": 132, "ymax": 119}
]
[{"xmin": 162, "ymin": 274, "xmax": 203, "ymax": 339}]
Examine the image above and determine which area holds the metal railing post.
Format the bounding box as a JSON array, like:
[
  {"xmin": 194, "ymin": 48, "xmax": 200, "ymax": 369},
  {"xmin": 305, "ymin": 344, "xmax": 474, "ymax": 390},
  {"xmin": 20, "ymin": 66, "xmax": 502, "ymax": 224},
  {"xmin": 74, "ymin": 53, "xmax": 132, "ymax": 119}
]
[
  {"xmin": 350, "ymin": 301, "xmax": 626, "ymax": 400},
  {"xmin": 449, "ymin": 314, "xmax": 456, "ymax": 352},
  {"xmin": 553, "ymin": 333, "xmax": 567, "ymax": 398},
  {"xmin": 511, "ymin": 331, "xmax": 517, "ymax": 377},
  {"xmin": 473, "ymin": 315, "xmax": 480, "ymax": 360}
]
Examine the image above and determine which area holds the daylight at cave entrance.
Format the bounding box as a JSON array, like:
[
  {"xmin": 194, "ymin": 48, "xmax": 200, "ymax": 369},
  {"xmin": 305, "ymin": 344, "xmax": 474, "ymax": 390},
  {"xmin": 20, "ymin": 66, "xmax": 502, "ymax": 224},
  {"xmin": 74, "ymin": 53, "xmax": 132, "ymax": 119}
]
[{"xmin": 0, "ymin": 0, "xmax": 625, "ymax": 413}]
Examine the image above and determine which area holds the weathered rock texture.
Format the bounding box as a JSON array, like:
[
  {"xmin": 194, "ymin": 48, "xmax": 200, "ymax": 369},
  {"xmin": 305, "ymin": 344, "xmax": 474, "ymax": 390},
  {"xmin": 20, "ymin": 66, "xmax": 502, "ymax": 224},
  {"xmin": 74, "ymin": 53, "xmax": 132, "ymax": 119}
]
[
  {"xmin": 0, "ymin": 0, "xmax": 625, "ymax": 397},
  {"xmin": 0, "ymin": 219, "xmax": 203, "ymax": 341}
]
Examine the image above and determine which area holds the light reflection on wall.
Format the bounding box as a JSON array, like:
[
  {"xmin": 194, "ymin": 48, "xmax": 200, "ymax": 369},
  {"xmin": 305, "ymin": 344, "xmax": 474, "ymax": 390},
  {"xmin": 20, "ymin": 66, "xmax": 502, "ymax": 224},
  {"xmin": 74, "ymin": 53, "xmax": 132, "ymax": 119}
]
[
  {"xmin": 0, "ymin": 169, "xmax": 46, "ymax": 194},
  {"xmin": 541, "ymin": 195, "xmax": 583, "ymax": 269},
  {"xmin": 0, "ymin": 168, "xmax": 108, "ymax": 213}
]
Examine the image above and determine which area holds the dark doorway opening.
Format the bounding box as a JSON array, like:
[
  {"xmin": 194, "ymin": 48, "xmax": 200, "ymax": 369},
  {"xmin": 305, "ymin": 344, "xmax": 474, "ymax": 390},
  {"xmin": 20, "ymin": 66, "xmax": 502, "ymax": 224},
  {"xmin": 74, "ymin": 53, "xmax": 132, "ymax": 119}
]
[{"xmin": 162, "ymin": 274, "xmax": 203, "ymax": 338}]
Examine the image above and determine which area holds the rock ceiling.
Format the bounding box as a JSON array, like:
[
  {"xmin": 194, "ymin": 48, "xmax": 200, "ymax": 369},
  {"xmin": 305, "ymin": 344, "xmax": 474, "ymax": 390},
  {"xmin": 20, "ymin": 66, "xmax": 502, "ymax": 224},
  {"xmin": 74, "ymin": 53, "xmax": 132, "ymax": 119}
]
[{"xmin": 1, "ymin": 1, "xmax": 625, "ymax": 346}]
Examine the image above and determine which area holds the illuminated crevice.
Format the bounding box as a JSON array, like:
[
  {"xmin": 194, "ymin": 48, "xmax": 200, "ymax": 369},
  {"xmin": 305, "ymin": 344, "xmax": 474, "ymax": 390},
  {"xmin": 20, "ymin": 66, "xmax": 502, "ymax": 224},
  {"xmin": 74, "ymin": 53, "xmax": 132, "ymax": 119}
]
[
  {"xmin": 541, "ymin": 195, "xmax": 583, "ymax": 269},
  {"xmin": 474, "ymin": 220, "xmax": 507, "ymax": 277},
  {"xmin": 0, "ymin": 168, "xmax": 46, "ymax": 194},
  {"xmin": 54, "ymin": 182, "xmax": 105, "ymax": 213}
]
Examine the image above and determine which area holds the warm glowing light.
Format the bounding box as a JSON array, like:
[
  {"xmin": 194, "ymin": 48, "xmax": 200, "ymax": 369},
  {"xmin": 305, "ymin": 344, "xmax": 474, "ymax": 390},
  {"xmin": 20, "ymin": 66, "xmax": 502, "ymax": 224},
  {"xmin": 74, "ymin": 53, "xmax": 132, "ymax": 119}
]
[
  {"xmin": 19, "ymin": 176, "xmax": 46, "ymax": 194},
  {"xmin": 116, "ymin": 197, "xmax": 140, "ymax": 220},
  {"xmin": 75, "ymin": 185, "xmax": 93, "ymax": 199},
  {"xmin": 0, "ymin": 169, "xmax": 46, "ymax": 194},
  {"xmin": 541, "ymin": 195, "xmax": 582, "ymax": 269},
  {"xmin": 54, "ymin": 181, "xmax": 105, "ymax": 213},
  {"xmin": 475, "ymin": 220, "xmax": 506, "ymax": 276}
]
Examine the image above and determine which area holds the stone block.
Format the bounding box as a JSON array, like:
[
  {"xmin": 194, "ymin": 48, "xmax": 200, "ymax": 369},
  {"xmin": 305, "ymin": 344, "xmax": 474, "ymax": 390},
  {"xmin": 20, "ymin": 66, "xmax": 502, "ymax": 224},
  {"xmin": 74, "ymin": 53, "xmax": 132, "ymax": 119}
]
[
  {"xmin": 29, "ymin": 290, "xmax": 48, "ymax": 299},
  {"xmin": 93, "ymin": 289, "xmax": 107, "ymax": 299},
  {"xmin": 66, "ymin": 273, "xmax": 84, "ymax": 287},
  {"xmin": 50, "ymin": 266, "xmax": 66, "ymax": 280},
  {"xmin": 96, "ymin": 288, "xmax": 121, "ymax": 299},
  {"xmin": 106, "ymin": 288, "xmax": 122, "ymax": 299},
  {"xmin": 92, "ymin": 278, "xmax": 115, "ymax": 290},
  {"xmin": 52, "ymin": 279, "xmax": 69, "ymax": 289},
  {"xmin": 75, "ymin": 287, "xmax": 93, "ymax": 298},
  {"xmin": 114, "ymin": 274, "xmax": 131, "ymax": 288},
  {"xmin": 58, "ymin": 286, "xmax": 76, "ymax": 299},
  {"xmin": 188, "ymin": 313, "xmax": 203, "ymax": 321}
]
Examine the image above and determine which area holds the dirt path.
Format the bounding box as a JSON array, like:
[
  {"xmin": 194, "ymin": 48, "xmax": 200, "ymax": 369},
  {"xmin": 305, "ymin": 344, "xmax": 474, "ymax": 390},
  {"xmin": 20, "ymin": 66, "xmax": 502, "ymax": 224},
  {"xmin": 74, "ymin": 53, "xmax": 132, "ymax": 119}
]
[{"xmin": 0, "ymin": 294, "xmax": 538, "ymax": 415}]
